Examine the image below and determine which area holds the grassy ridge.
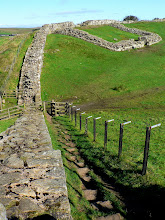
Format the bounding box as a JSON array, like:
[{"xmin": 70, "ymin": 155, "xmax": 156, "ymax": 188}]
[{"xmin": 77, "ymin": 25, "xmax": 139, "ymax": 42}]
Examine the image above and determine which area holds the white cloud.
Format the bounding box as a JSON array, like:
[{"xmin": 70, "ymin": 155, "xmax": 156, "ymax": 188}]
[{"xmin": 55, "ymin": 9, "xmax": 103, "ymax": 15}]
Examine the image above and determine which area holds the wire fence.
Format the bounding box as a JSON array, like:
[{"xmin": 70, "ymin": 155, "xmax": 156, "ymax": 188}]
[{"xmin": 69, "ymin": 106, "xmax": 163, "ymax": 175}]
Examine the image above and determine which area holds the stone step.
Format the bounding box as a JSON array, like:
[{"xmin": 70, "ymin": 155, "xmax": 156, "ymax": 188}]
[{"xmin": 83, "ymin": 189, "xmax": 98, "ymax": 201}]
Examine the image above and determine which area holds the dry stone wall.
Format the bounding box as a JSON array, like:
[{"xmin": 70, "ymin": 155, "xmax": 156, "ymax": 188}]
[
  {"xmin": 80, "ymin": 18, "xmax": 165, "ymax": 26},
  {"xmin": 109, "ymin": 23, "xmax": 162, "ymax": 46},
  {"xmin": 0, "ymin": 108, "xmax": 72, "ymax": 219},
  {"xmin": 54, "ymin": 24, "xmax": 162, "ymax": 51},
  {"xmin": 0, "ymin": 22, "xmax": 75, "ymax": 219},
  {"xmin": 18, "ymin": 22, "xmax": 75, "ymax": 105},
  {"xmin": 80, "ymin": 19, "xmax": 121, "ymax": 26}
]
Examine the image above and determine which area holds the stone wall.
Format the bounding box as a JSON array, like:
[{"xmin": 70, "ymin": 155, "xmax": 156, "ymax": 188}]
[
  {"xmin": 80, "ymin": 18, "xmax": 165, "ymax": 26},
  {"xmin": 18, "ymin": 27, "xmax": 48, "ymax": 105},
  {"xmin": 53, "ymin": 24, "xmax": 162, "ymax": 51},
  {"xmin": 80, "ymin": 19, "xmax": 121, "ymax": 26},
  {"xmin": 109, "ymin": 23, "xmax": 162, "ymax": 46},
  {"xmin": 1, "ymin": 22, "xmax": 75, "ymax": 219},
  {"xmin": 18, "ymin": 22, "xmax": 74, "ymax": 105},
  {"xmin": 0, "ymin": 108, "xmax": 72, "ymax": 219}
]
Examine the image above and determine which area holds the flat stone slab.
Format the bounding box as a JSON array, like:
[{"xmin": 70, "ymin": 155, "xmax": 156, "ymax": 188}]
[
  {"xmin": 0, "ymin": 173, "xmax": 21, "ymax": 186},
  {"xmin": 84, "ymin": 190, "xmax": 97, "ymax": 201},
  {"xmin": 96, "ymin": 201, "xmax": 113, "ymax": 210},
  {"xmin": 26, "ymin": 158, "xmax": 62, "ymax": 168}
]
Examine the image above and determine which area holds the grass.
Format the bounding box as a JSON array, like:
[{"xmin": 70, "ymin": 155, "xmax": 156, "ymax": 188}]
[
  {"xmin": 0, "ymin": 34, "xmax": 28, "ymax": 88},
  {"xmin": 41, "ymin": 22, "xmax": 165, "ymax": 110},
  {"xmin": 56, "ymin": 113, "xmax": 164, "ymax": 188},
  {"xmin": 0, "ymin": 117, "xmax": 17, "ymax": 133},
  {"xmin": 0, "ymin": 32, "xmax": 34, "ymax": 109},
  {"xmin": 49, "ymin": 115, "xmax": 165, "ymax": 219},
  {"xmin": 0, "ymin": 28, "xmax": 38, "ymax": 35},
  {"xmin": 0, "ymin": 37, "xmax": 11, "ymax": 46},
  {"xmin": 77, "ymin": 25, "xmax": 139, "ymax": 42},
  {"xmin": 5, "ymin": 32, "xmax": 34, "ymax": 91}
]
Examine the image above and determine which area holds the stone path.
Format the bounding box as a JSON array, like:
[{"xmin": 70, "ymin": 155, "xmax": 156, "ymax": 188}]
[
  {"xmin": 0, "ymin": 108, "xmax": 71, "ymax": 219},
  {"xmin": 53, "ymin": 119, "xmax": 123, "ymax": 220}
]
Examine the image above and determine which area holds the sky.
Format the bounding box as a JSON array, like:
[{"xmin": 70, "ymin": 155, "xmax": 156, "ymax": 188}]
[{"xmin": 0, "ymin": 0, "xmax": 164, "ymax": 28}]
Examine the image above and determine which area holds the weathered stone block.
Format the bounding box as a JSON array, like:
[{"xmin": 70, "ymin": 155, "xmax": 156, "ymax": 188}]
[{"xmin": 0, "ymin": 203, "xmax": 7, "ymax": 220}]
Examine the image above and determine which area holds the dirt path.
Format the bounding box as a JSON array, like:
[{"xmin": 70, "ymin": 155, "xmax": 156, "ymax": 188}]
[{"xmin": 78, "ymin": 86, "xmax": 165, "ymax": 112}]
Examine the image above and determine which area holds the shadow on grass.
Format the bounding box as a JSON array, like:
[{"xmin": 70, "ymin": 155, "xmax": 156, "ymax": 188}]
[{"xmin": 54, "ymin": 116, "xmax": 165, "ymax": 220}]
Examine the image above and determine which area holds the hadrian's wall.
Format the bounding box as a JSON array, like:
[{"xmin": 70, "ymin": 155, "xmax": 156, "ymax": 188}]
[
  {"xmin": 109, "ymin": 23, "xmax": 162, "ymax": 46},
  {"xmin": 18, "ymin": 22, "xmax": 75, "ymax": 105},
  {"xmin": 53, "ymin": 23, "xmax": 162, "ymax": 51},
  {"xmin": 0, "ymin": 22, "xmax": 75, "ymax": 219},
  {"xmin": 80, "ymin": 19, "xmax": 122, "ymax": 26},
  {"xmin": 0, "ymin": 108, "xmax": 72, "ymax": 219},
  {"xmin": 80, "ymin": 18, "xmax": 165, "ymax": 26}
]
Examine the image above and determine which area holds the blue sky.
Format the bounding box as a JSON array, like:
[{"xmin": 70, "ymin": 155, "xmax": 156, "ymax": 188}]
[{"xmin": 0, "ymin": 0, "xmax": 164, "ymax": 27}]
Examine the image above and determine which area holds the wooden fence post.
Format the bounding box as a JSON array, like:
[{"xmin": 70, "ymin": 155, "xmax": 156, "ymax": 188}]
[
  {"xmin": 65, "ymin": 102, "xmax": 69, "ymax": 115},
  {"xmin": 51, "ymin": 100, "xmax": 55, "ymax": 116},
  {"xmin": 80, "ymin": 112, "xmax": 85, "ymax": 131},
  {"xmin": 104, "ymin": 119, "xmax": 114, "ymax": 150},
  {"xmin": 142, "ymin": 127, "xmax": 151, "ymax": 175},
  {"xmin": 8, "ymin": 108, "xmax": 10, "ymax": 119},
  {"xmin": 71, "ymin": 106, "xmax": 76, "ymax": 121},
  {"xmin": 93, "ymin": 117, "xmax": 101, "ymax": 142},
  {"xmin": 85, "ymin": 116, "xmax": 92, "ymax": 135},
  {"xmin": 118, "ymin": 123, "xmax": 123, "ymax": 158},
  {"xmin": 75, "ymin": 108, "xmax": 80, "ymax": 127},
  {"xmin": 69, "ymin": 103, "xmax": 72, "ymax": 118},
  {"xmin": 142, "ymin": 123, "xmax": 161, "ymax": 175},
  {"xmin": 16, "ymin": 87, "xmax": 18, "ymax": 99},
  {"xmin": 118, "ymin": 121, "xmax": 131, "ymax": 158}
]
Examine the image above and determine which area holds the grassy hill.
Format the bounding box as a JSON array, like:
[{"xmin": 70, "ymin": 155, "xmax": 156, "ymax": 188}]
[
  {"xmin": 41, "ymin": 23, "xmax": 165, "ymax": 110},
  {"xmin": 41, "ymin": 22, "xmax": 165, "ymax": 219},
  {"xmin": 41, "ymin": 22, "xmax": 165, "ymax": 185}
]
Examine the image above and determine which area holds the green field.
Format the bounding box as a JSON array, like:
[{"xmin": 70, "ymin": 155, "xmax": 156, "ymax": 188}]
[{"xmin": 41, "ymin": 23, "xmax": 165, "ymax": 109}]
